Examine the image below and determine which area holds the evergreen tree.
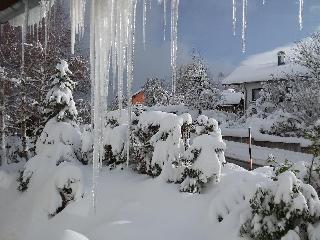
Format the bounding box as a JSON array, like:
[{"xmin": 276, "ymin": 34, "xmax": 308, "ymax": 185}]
[
  {"xmin": 44, "ymin": 60, "xmax": 77, "ymax": 123},
  {"xmin": 143, "ymin": 78, "xmax": 169, "ymax": 107},
  {"xmin": 176, "ymin": 53, "xmax": 221, "ymax": 113}
]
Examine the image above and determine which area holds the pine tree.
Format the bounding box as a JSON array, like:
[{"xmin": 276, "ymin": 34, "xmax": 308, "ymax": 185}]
[
  {"xmin": 176, "ymin": 53, "xmax": 221, "ymax": 113},
  {"xmin": 143, "ymin": 78, "xmax": 169, "ymax": 107},
  {"xmin": 44, "ymin": 60, "xmax": 77, "ymax": 123}
]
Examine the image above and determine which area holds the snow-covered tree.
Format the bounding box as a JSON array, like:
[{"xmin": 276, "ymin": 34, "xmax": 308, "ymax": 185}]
[
  {"xmin": 44, "ymin": 60, "xmax": 77, "ymax": 123},
  {"xmin": 143, "ymin": 78, "xmax": 169, "ymax": 107},
  {"xmin": 0, "ymin": 1, "xmax": 90, "ymax": 160},
  {"xmin": 176, "ymin": 53, "xmax": 221, "ymax": 113}
]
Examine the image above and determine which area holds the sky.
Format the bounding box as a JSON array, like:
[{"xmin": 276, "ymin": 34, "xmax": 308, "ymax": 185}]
[{"xmin": 129, "ymin": 0, "xmax": 320, "ymax": 91}]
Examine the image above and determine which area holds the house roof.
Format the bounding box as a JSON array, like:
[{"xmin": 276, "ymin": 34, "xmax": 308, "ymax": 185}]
[
  {"xmin": 223, "ymin": 44, "xmax": 306, "ymax": 85},
  {"xmin": 0, "ymin": 0, "xmax": 40, "ymax": 24}
]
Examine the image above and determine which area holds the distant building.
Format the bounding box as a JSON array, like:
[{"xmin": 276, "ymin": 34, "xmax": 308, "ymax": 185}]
[
  {"xmin": 222, "ymin": 44, "xmax": 304, "ymax": 110},
  {"xmin": 132, "ymin": 89, "xmax": 145, "ymax": 105}
]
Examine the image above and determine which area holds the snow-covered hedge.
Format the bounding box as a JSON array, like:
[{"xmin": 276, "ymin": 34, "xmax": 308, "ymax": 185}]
[
  {"xmin": 18, "ymin": 118, "xmax": 84, "ymax": 216},
  {"xmin": 240, "ymin": 171, "xmax": 320, "ymax": 240}
]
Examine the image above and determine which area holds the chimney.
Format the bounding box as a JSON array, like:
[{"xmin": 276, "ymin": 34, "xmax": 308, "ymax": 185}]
[{"xmin": 277, "ymin": 51, "xmax": 286, "ymax": 66}]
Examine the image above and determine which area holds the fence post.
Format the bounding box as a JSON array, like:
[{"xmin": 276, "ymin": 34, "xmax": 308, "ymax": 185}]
[{"xmin": 248, "ymin": 127, "xmax": 252, "ymax": 170}]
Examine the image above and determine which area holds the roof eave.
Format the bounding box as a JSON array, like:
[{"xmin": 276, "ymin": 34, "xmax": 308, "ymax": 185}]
[{"xmin": 0, "ymin": 0, "xmax": 40, "ymax": 24}]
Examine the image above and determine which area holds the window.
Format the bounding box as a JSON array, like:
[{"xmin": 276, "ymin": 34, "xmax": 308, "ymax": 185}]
[{"xmin": 252, "ymin": 88, "xmax": 262, "ymax": 102}]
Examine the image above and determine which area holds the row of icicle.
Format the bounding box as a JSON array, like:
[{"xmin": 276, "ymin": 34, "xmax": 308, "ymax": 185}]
[
  {"xmin": 8, "ymin": 0, "xmax": 305, "ymax": 211},
  {"xmin": 232, "ymin": 0, "xmax": 304, "ymax": 53}
]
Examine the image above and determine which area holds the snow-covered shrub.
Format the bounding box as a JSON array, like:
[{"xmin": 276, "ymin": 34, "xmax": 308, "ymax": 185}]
[
  {"xmin": 193, "ymin": 115, "xmax": 219, "ymax": 136},
  {"xmin": 18, "ymin": 118, "xmax": 82, "ymax": 189},
  {"xmin": 131, "ymin": 111, "xmax": 185, "ymax": 177},
  {"xmin": 48, "ymin": 162, "xmax": 83, "ymax": 217},
  {"xmin": 240, "ymin": 171, "xmax": 320, "ymax": 240},
  {"xmin": 149, "ymin": 114, "xmax": 184, "ymax": 179},
  {"xmin": 103, "ymin": 110, "xmax": 130, "ymax": 169},
  {"xmin": 179, "ymin": 129, "xmax": 226, "ymax": 193},
  {"xmin": 81, "ymin": 124, "xmax": 92, "ymax": 165}
]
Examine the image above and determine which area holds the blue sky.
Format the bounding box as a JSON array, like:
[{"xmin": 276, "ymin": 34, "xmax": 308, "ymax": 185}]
[{"xmin": 131, "ymin": 0, "xmax": 320, "ymax": 90}]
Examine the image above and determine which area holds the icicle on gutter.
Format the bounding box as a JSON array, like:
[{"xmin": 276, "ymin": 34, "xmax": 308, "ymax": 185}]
[
  {"xmin": 299, "ymin": 0, "xmax": 304, "ymax": 30},
  {"xmin": 170, "ymin": 0, "xmax": 180, "ymax": 100},
  {"xmin": 241, "ymin": 0, "xmax": 247, "ymax": 53},
  {"xmin": 232, "ymin": 0, "xmax": 237, "ymax": 36}
]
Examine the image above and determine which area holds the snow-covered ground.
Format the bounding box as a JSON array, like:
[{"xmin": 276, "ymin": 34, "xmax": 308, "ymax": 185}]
[{"xmin": 0, "ymin": 163, "xmax": 273, "ymax": 240}]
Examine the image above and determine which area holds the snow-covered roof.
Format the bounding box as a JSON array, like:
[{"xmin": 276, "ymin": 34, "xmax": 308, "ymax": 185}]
[
  {"xmin": 220, "ymin": 89, "xmax": 244, "ymax": 105},
  {"xmin": 223, "ymin": 44, "xmax": 306, "ymax": 85}
]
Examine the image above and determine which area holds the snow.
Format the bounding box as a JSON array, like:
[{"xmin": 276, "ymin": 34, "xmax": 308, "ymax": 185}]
[
  {"xmin": 0, "ymin": 163, "xmax": 275, "ymax": 240},
  {"xmin": 61, "ymin": 230, "xmax": 89, "ymax": 240},
  {"xmin": 223, "ymin": 44, "xmax": 307, "ymax": 85},
  {"xmin": 220, "ymin": 89, "xmax": 244, "ymax": 106},
  {"xmin": 308, "ymin": 223, "xmax": 320, "ymax": 240},
  {"xmin": 0, "ymin": 170, "xmax": 13, "ymax": 189},
  {"xmin": 56, "ymin": 60, "xmax": 73, "ymax": 76}
]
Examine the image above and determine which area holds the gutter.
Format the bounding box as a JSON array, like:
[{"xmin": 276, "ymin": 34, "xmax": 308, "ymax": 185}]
[{"xmin": 0, "ymin": 0, "xmax": 40, "ymax": 24}]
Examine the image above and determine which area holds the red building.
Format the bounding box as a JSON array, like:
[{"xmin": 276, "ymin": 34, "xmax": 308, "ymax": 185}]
[{"xmin": 132, "ymin": 90, "xmax": 145, "ymax": 105}]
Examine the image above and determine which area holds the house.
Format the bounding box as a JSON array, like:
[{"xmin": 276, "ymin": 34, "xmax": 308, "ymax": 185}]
[
  {"xmin": 132, "ymin": 89, "xmax": 145, "ymax": 105},
  {"xmin": 222, "ymin": 44, "xmax": 304, "ymax": 110},
  {"xmin": 217, "ymin": 89, "xmax": 244, "ymax": 113}
]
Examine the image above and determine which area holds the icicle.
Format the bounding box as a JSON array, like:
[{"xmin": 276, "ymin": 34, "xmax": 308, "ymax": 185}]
[
  {"xmin": 299, "ymin": 0, "xmax": 304, "ymax": 31},
  {"xmin": 21, "ymin": 0, "xmax": 30, "ymax": 72},
  {"xmin": 126, "ymin": 0, "xmax": 137, "ymax": 168},
  {"xmin": 87, "ymin": 0, "xmax": 138, "ymax": 211},
  {"xmin": 70, "ymin": 0, "xmax": 86, "ymax": 54},
  {"xmin": 232, "ymin": 0, "xmax": 237, "ymax": 36},
  {"xmin": 241, "ymin": 0, "xmax": 247, "ymax": 53},
  {"xmin": 143, "ymin": 0, "xmax": 147, "ymax": 49},
  {"xmin": 163, "ymin": 0, "xmax": 167, "ymax": 41},
  {"xmin": 170, "ymin": 0, "xmax": 180, "ymax": 99}
]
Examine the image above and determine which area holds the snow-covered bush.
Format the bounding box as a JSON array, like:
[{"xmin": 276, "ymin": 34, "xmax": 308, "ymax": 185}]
[
  {"xmin": 48, "ymin": 162, "xmax": 83, "ymax": 217},
  {"xmin": 149, "ymin": 114, "xmax": 184, "ymax": 179},
  {"xmin": 179, "ymin": 124, "xmax": 226, "ymax": 193},
  {"xmin": 240, "ymin": 171, "xmax": 320, "ymax": 240},
  {"xmin": 131, "ymin": 111, "xmax": 172, "ymax": 175},
  {"xmin": 193, "ymin": 115, "xmax": 220, "ymax": 136},
  {"xmin": 103, "ymin": 110, "xmax": 130, "ymax": 169},
  {"xmin": 81, "ymin": 124, "xmax": 93, "ymax": 165}
]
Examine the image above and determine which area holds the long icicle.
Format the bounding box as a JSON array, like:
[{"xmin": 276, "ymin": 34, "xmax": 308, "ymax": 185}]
[
  {"xmin": 126, "ymin": 0, "xmax": 137, "ymax": 168},
  {"xmin": 299, "ymin": 0, "xmax": 304, "ymax": 31},
  {"xmin": 170, "ymin": 0, "xmax": 180, "ymax": 100},
  {"xmin": 241, "ymin": 0, "xmax": 247, "ymax": 53},
  {"xmin": 143, "ymin": 0, "xmax": 147, "ymax": 49},
  {"xmin": 232, "ymin": 0, "xmax": 237, "ymax": 36},
  {"xmin": 163, "ymin": 0, "xmax": 167, "ymax": 41}
]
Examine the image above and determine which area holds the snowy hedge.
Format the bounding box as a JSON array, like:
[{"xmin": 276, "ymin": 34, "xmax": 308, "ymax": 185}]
[{"xmin": 88, "ymin": 109, "xmax": 226, "ymax": 193}]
